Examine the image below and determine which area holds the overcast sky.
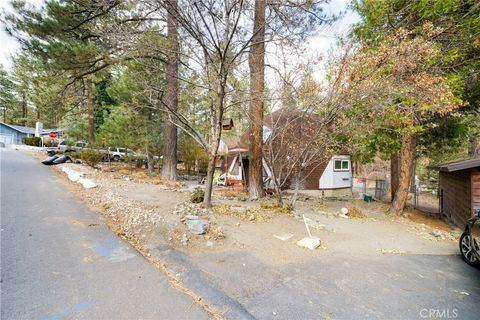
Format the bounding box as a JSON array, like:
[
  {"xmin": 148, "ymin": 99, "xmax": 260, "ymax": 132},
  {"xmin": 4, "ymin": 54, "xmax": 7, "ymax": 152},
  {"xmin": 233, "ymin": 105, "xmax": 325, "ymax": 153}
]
[
  {"xmin": 0, "ymin": 0, "xmax": 44, "ymax": 69},
  {"xmin": 0, "ymin": 0, "xmax": 360, "ymax": 76}
]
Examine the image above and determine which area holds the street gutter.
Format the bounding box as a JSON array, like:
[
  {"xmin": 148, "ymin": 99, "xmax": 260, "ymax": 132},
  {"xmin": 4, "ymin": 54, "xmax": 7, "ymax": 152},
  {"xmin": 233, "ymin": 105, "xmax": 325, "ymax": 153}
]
[{"xmin": 149, "ymin": 244, "xmax": 256, "ymax": 320}]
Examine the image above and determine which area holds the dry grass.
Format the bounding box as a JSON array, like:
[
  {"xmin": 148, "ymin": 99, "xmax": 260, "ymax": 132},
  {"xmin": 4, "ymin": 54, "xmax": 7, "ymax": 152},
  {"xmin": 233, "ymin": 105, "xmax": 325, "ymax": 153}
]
[
  {"xmin": 117, "ymin": 168, "xmax": 134, "ymax": 175},
  {"xmin": 259, "ymin": 201, "xmax": 292, "ymax": 214},
  {"xmin": 171, "ymin": 228, "xmax": 186, "ymax": 240},
  {"xmin": 214, "ymin": 189, "xmax": 247, "ymax": 198},
  {"xmin": 213, "ymin": 203, "xmax": 291, "ymax": 222},
  {"xmin": 104, "ymin": 166, "xmax": 183, "ymax": 188},
  {"xmin": 347, "ymin": 207, "xmax": 367, "ymax": 219},
  {"xmin": 208, "ymin": 226, "xmax": 225, "ymax": 240},
  {"xmin": 406, "ymin": 208, "xmax": 453, "ymax": 232},
  {"xmin": 132, "ymin": 172, "xmax": 182, "ymax": 188}
]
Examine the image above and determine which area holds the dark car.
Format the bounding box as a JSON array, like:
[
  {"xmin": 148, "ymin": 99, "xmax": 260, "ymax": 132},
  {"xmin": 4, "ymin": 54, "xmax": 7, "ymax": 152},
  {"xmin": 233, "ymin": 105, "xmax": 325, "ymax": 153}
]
[{"xmin": 460, "ymin": 208, "xmax": 480, "ymax": 267}]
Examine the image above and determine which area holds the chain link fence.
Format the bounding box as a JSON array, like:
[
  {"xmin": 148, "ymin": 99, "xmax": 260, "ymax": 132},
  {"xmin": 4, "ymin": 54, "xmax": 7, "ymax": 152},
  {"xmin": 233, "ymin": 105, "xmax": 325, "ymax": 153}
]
[{"xmin": 353, "ymin": 177, "xmax": 440, "ymax": 215}]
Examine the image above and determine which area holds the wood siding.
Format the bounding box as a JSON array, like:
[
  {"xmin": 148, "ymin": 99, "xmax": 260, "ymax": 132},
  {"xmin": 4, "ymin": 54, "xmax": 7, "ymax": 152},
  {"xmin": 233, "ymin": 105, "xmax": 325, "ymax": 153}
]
[
  {"xmin": 304, "ymin": 162, "xmax": 328, "ymax": 190},
  {"xmin": 289, "ymin": 162, "xmax": 328, "ymax": 190},
  {"xmin": 440, "ymin": 170, "xmax": 471, "ymax": 227},
  {"xmin": 472, "ymin": 170, "xmax": 480, "ymax": 214}
]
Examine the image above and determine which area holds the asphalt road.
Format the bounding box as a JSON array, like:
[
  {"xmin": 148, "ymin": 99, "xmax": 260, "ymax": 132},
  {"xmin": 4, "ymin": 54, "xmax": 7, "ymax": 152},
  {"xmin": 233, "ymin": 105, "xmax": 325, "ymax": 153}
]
[
  {"xmin": 0, "ymin": 149, "xmax": 208, "ymax": 320},
  {"xmin": 185, "ymin": 247, "xmax": 480, "ymax": 320}
]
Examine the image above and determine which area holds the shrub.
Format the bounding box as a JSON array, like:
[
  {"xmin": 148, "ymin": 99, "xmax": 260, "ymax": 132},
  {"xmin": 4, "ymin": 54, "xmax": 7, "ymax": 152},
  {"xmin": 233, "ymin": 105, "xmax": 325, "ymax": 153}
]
[
  {"xmin": 22, "ymin": 136, "xmax": 41, "ymax": 146},
  {"xmin": 42, "ymin": 137, "xmax": 58, "ymax": 147},
  {"xmin": 80, "ymin": 149, "xmax": 104, "ymax": 168},
  {"xmin": 191, "ymin": 187, "xmax": 205, "ymax": 203},
  {"xmin": 64, "ymin": 151, "xmax": 80, "ymax": 159}
]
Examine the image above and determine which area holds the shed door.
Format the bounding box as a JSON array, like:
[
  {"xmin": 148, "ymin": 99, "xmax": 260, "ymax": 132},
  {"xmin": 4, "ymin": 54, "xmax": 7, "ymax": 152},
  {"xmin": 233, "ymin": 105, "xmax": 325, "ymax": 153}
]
[{"xmin": 0, "ymin": 134, "xmax": 13, "ymax": 145}]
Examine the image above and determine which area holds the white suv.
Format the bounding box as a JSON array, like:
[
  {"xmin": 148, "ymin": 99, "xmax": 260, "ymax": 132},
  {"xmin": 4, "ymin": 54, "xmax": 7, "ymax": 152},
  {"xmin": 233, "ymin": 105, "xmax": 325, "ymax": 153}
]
[{"xmin": 108, "ymin": 147, "xmax": 136, "ymax": 161}]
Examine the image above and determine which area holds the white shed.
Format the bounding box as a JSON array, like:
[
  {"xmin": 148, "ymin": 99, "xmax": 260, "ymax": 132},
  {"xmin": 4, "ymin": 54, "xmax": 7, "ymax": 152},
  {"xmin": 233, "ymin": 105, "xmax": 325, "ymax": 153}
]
[{"xmin": 319, "ymin": 155, "xmax": 353, "ymax": 190}]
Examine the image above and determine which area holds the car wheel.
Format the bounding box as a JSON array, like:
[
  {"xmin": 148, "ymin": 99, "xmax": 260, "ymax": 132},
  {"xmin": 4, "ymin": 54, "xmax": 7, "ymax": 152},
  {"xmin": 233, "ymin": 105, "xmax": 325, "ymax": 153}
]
[
  {"xmin": 460, "ymin": 231, "xmax": 479, "ymax": 267},
  {"xmin": 113, "ymin": 155, "xmax": 120, "ymax": 161}
]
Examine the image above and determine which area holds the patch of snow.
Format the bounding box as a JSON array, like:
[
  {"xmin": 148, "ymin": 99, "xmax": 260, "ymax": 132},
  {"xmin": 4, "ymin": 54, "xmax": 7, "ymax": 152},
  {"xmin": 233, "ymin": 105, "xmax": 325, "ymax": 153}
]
[{"xmin": 61, "ymin": 166, "xmax": 96, "ymax": 188}]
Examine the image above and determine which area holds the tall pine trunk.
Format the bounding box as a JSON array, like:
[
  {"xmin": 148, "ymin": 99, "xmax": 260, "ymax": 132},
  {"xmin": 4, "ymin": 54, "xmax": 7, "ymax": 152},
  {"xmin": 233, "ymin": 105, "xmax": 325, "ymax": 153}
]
[
  {"xmin": 86, "ymin": 75, "xmax": 95, "ymax": 142},
  {"xmin": 147, "ymin": 149, "xmax": 154, "ymax": 176},
  {"xmin": 21, "ymin": 92, "xmax": 27, "ymax": 125},
  {"xmin": 248, "ymin": 0, "xmax": 266, "ymax": 199},
  {"xmin": 161, "ymin": 0, "xmax": 179, "ymax": 181},
  {"xmin": 390, "ymin": 152, "xmax": 399, "ymax": 201},
  {"xmin": 390, "ymin": 134, "xmax": 416, "ymax": 214}
]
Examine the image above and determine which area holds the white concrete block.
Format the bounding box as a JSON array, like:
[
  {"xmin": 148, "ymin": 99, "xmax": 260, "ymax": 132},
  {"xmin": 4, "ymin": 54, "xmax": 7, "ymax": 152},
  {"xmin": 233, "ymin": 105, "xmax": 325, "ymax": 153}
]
[{"xmin": 296, "ymin": 237, "xmax": 321, "ymax": 250}]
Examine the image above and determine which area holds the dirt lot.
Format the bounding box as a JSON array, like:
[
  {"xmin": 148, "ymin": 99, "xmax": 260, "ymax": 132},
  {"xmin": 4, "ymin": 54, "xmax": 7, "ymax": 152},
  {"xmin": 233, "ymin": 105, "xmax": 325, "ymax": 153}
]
[
  {"xmin": 38, "ymin": 159, "xmax": 461, "ymax": 265},
  {"xmin": 28, "ymin": 154, "xmax": 480, "ymax": 319}
]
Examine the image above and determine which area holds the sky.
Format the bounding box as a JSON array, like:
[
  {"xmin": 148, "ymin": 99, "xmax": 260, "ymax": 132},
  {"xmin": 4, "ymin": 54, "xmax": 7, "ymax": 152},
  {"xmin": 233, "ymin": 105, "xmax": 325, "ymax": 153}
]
[
  {"xmin": 310, "ymin": 0, "xmax": 361, "ymax": 51},
  {"xmin": 0, "ymin": 0, "xmax": 360, "ymax": 74},
  {"xmin": 0, "ymin": 0, "xmax": 44, "ymax": 69}
]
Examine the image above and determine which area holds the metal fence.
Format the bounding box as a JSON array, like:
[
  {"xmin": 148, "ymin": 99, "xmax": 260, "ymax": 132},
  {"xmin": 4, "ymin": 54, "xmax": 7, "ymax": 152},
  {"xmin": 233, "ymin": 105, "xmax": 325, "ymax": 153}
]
[
  {"xmin": 352, "ymin": 178, "xmax": 387, "ymax": 200},
  {"xmin": 353, "ymin": 177, "xmax": 440, "ymax": 215},
  {"xmin": 408, "ymin": 184, "xmax": 440, "ymax": 215}
]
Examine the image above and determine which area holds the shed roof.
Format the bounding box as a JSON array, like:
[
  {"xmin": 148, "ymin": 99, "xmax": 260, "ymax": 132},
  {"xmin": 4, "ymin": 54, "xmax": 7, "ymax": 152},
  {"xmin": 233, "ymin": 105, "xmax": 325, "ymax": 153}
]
[{"xmin": 429, "ymin": 157, "xmax": 480, "ymax": 172}]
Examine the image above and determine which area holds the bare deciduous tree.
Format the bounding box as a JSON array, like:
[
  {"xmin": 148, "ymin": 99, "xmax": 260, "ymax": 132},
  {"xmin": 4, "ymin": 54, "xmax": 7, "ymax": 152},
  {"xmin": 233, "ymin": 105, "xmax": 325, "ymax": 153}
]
[{"xmin": 157, "ymin": 0, "xmax": 255, "ymax": 207}]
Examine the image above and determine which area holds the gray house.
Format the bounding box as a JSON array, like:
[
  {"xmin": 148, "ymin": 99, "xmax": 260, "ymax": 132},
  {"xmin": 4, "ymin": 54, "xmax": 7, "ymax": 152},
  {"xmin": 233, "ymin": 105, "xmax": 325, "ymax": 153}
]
[{"xmin": 0, "ymin": 122, "xmax": 37, "ymax": 145}]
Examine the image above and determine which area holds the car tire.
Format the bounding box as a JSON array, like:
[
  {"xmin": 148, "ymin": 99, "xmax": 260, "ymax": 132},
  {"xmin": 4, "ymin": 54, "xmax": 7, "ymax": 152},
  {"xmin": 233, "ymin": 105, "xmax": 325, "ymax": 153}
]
[
  {"xmin": 113, "ymin": 155, "xmax": 120, "ymax": 161},
  {"xmin": 459, "ymin": 231, "xmax": 479, "ymax": 267}
]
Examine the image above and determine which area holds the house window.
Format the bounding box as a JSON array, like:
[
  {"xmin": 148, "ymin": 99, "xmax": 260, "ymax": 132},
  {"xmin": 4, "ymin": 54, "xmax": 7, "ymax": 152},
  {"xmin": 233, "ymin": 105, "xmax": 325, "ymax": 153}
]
[{"xmin": 334, "ymin": 159, "xmax": 350, "ymax": 171}]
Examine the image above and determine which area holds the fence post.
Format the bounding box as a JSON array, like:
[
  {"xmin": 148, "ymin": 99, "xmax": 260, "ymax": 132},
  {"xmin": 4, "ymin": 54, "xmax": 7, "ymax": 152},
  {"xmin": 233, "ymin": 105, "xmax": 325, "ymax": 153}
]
[{"xmin": 413, "ymin": 185, "xmax": 418, "ymax": 209}]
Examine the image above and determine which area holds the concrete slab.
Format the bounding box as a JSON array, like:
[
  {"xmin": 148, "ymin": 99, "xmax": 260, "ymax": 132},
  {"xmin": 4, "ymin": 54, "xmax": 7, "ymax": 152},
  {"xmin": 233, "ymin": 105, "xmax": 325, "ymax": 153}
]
[{"xmin": 296, "ymin": 237, "xmax": 321, "ymax": 250}]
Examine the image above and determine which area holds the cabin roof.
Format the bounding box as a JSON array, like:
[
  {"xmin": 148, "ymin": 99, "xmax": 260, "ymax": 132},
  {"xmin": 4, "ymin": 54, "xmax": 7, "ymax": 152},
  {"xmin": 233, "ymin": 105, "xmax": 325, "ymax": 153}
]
[{"xmin": 429, "ymin": 157, "xmax": 480, "ymax": 172}]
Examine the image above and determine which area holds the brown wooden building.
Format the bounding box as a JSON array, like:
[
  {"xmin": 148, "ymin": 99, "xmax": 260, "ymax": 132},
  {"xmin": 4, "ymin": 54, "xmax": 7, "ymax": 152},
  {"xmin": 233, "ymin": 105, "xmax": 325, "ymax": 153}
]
[
  {"xmin": 431, "ymin": 158, "xmax": 480, "ymax": 228},
  {"xmin": 222, "ymin": 109, "xmax": 352, "ymax": 191}
]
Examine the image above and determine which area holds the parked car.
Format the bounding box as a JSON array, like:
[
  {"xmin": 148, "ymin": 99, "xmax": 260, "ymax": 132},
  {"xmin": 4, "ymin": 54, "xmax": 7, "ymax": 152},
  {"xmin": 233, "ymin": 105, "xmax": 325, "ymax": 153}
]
[
  {"xmin": 56, "ymin": 140, "xmax": 72, "ymax": 153},
  {"xmin": 459, "ymin": 208, "xmax": 480, "ymax": 267},
  {"xmin": 45, "ymin": 146, "xmax": 58, "ymax": 156},
  {"xmin": 55, "ymin": 140, "xmax": 86, "ymax": 154},
  {"xmin": 43, "ymin": 139, "xmax": 65, "ymax": 155},
  {"xmin": 71, "ymin": 141, "xmax": 87, "ymax": 152},
  {"xmin": 108, "ymin": 147, "xmax": 137, "ymax": 161}
]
